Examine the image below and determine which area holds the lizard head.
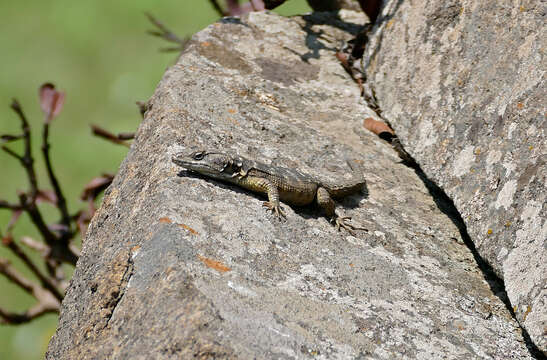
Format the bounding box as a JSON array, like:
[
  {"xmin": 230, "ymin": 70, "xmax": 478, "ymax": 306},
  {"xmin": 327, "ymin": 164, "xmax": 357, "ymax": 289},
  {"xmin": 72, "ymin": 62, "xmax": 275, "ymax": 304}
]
[{"xmin": 172, "ymin": 150, "xmax": 243, "ymax": 179}]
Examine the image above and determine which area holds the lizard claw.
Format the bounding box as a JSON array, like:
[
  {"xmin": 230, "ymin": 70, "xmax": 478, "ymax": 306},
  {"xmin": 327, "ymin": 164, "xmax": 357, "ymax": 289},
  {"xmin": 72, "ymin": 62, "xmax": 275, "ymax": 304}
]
[
  {"xmin": 332, "ymin": 216, "xmax": 367, "ymax": 235},
  {"xmin": 263, "ymin": 201, "xmax": 286, "ymax": 219}
]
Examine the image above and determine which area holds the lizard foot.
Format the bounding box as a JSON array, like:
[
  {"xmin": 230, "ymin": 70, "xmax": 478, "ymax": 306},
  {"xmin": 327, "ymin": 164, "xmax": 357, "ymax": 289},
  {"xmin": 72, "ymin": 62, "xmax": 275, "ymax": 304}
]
[
  {"xmin": 263, "ymin": 201, "xmax": 286, "ymax": 219},
  {"xmin": 332, "ymin": 216, "xmax": 367, "ymax": 236}
]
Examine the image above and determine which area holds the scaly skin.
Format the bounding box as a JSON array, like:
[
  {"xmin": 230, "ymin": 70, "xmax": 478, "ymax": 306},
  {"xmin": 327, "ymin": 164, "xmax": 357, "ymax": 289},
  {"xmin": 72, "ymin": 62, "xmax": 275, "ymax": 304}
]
[{"xmin": 172, "ymin": 150, "xmax": 367, "ymax": 234}]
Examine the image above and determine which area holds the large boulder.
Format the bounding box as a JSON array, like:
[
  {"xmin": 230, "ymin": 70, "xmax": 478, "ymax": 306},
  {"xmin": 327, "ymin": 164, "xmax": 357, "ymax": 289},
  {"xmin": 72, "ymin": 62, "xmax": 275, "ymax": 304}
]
[
  {"xmin": 364, "ymin": 0, "xmax": 545, "ymax": 351},
  {"xmin": 47, "ymin": 9, "xmax": 538, "ymax": 359}
]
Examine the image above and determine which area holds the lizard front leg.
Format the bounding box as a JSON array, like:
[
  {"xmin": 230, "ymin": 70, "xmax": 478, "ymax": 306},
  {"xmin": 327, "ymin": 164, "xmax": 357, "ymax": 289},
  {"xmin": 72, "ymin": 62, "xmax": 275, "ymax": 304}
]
[
  {"xmin": 316, "ymin": 187, "xmax": 366, "ymax": 235},
  {"xmin": 242, "ymin": 176, "xmax": 286, "ymax": 219}
]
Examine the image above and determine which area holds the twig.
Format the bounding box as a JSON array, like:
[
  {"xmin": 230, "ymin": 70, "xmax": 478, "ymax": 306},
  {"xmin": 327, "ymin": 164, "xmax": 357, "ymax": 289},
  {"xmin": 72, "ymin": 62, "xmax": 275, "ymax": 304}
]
[
  {"xmin": 0, "ymin": 258, "xmax": 60, "ymax": 324},
  {"xmin": 263, "ymin": 0, "xmax": 286, "ymax": 9},
  {"xmin": 42, "ymin": 119, "xmax": 71, "ymax": 233},
  {"xmin": 0, "ymin": 257, "xmax": 33, "ymax": 292},
  {"xmin": 1, "ymin": 134, "xmax": 23, "ymax": 143},
  {"xmin": 208, "ymin": 0, "xmax": 227, "ymax": 16},
  {"xmin": 0, "ymin": 200, "xmax": 21, "ymax": 210},
  {"xmin": 1, "ymin": 145, "xmax": 24, "ymax": 162},
  {"xmin": 91, "ymin": 124, "xmax": 132, "ymax": 147},
  {"xmin": 136, "ymin": 101, "xmax": 148, "ymax": 118},
  {"xmin": 145, "ymin": 12, "xmax": 190, "ymax": 52},
  {"xmin": 3, "ymin": 101, "xmax": 60, "ymax": 246},
  {"xmin": 2, "ymin": 236, "xmax": 63, "ymax": 300},
  {"xmin": 118, "ymin": 132, "xmax": 135, "ymax": 140},
  {"xmin": 0, "ymin": 303, "xmax": 58, "ymax": 325},
  {"xmin": 18, "ymin": 193, "xmax": 58, "ymax": 246},
  {"xmin": 20, "ymin": 236, "xmax": 48, "ymax": 255},
  {"xmin": 10, "ymin": 100, "xmax": 38, "ymax": 201}
]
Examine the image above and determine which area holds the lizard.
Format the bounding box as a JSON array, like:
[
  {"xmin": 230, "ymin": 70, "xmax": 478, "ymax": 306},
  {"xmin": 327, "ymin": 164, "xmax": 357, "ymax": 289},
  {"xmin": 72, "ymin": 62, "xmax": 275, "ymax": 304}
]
[{"xmin": 172, "ymin": 150, "xmax": 367, "ymax": 234}]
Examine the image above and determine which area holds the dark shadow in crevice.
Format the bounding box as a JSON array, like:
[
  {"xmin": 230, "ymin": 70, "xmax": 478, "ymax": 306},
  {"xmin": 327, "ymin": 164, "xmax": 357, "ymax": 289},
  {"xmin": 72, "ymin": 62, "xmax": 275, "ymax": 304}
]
[
  {"xmin": 399, "ymin": 156, "xmax": 546, "ymax": 359},
  {"xmin": 361, "ymin": 0, "xmax": 405, "ymax": 71},
  {"xmin": 292, "ymin": 12, "xmax": 367, "ymax": 63}
]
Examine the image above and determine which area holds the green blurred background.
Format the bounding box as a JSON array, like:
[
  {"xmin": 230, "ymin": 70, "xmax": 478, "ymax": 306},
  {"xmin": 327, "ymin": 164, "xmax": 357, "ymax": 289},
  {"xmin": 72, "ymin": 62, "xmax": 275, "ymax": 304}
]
[{"xmin": 0, "ymin": 1, "xmax": 310, "ymax": 358}]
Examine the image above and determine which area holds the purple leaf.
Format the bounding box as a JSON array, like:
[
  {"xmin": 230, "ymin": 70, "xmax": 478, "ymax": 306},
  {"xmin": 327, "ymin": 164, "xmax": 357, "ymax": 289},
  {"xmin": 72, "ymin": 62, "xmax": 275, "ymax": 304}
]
[{"xmin": 39, "ymin": 83, "xmax": 66, "ymax": 123}]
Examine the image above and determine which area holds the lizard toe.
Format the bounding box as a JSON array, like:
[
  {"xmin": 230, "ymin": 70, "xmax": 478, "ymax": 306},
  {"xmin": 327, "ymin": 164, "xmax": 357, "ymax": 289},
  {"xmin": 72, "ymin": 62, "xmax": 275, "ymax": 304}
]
[
  {"xmin": 263, "ymin": 202, "xmax": 286, "ymax": 219},
  {"xmin": 333, "ymin": 216, "xmax": 367, "ymax": 235}
]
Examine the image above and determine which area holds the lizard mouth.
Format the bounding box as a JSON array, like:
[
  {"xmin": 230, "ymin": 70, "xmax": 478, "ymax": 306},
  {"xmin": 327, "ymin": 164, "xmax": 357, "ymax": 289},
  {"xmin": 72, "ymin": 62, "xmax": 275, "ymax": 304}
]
[{"xmin": 172, "ymin": 151, "xmax": 238, "ymax": 180}]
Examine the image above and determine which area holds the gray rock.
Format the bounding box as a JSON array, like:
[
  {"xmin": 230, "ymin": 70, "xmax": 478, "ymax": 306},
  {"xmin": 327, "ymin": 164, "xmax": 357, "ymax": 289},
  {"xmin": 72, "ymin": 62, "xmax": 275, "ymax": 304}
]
[
  {"xmin": 48, "ymin": 10, "xmax": 536, "ymax": 359},
  {"xmin": 363, "ymin": 0, "xmax": 546, "ymax": 352}
]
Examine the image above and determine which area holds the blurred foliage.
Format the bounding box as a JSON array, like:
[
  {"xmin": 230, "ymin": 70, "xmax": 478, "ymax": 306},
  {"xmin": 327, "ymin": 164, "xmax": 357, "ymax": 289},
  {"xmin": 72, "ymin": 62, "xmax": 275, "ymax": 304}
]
[{"xmin": 0, "ymin": 1, "xmax": 310, "ymax": 359}]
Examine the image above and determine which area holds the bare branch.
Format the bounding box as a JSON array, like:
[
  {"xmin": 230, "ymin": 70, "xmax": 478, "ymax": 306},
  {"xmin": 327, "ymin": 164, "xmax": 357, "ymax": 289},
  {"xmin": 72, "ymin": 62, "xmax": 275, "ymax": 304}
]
[
  {"xmin": 10, "ymin": 99, "xmax": 38, "ymax": 201},
  {"xmin": 2, "ymin": 236, "xmax": 64, "ymax": 300},
  {"xmin": 208, "ymin": 0, "xmax": 227, "ymax": 16},
  {"xmin": 18, "ymin": 193, "xmax": 58, "ymax": 246},
  {"xmin": 0, "ymin": 302, "xmax": 58, "ymax": 325},
  {"xmin": 0, "ymin": 200, "xmax": 22, "ymax": 210},
  {"xmin": 0, "ymin": 134, "xmax": 23, "ymax": 143},
  {"xmin": 4, "ymin": 101, "xmax": 61, "ymax": 247},
  {"xmin": 20, "ymin": 236, "xmax": 49, "ymax": 256},
  {"xmin": 145, "ymin": 12, "xmax": 190, "ymax": 52},
  {"xmin": 0, "ymin": 257, "xmax": 34, "ymax": 292},
  {"xmin": 0, "ymin": 258, "xmax": 60, "ymax": 325},
  {"xmin": 136, "ymin": 101, "xmax": 148, "ymax": 118},
  {"xmin": 91, "ymin": 124, "xmax": 131, "ymax": 147},
  {"xmin": 1, "ymin": 145, "xmax": 24, "ymax": 162},
  {"xmin": 117, "ymin": 132, "xmax": 135, "ymax": 140},
  {"xmin": 42, "ymin": 120, "xmax": 72, "ymax": 232}
]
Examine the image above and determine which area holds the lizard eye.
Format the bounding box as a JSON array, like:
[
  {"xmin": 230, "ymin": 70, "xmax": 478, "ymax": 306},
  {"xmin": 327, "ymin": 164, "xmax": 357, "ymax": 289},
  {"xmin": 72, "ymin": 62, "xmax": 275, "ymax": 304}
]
[{"xmin": 193, "ymin": 152, "xmax": 205, "ymax": 160}]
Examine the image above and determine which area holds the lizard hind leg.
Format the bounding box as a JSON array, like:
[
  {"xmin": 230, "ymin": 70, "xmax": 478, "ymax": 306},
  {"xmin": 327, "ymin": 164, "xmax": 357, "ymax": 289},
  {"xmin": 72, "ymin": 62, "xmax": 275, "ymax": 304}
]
[
  {"xmin": 262, "ymin": 201, "xmax": 286, "ymax": 219},
  {"xmin": 317, "ymin": 187, "xmax": 366, "ymax": 235}
]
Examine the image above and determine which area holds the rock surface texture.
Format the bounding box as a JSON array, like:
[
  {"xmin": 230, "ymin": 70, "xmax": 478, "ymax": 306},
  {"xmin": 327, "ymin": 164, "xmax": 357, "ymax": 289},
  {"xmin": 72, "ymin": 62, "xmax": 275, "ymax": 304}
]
[
  {"xmin": 47, "ymin": 9, "xmax": 541, "ymax": 360},
  {"xmin": 363, "ymin": 0, "xmax": 545, "ymax": 352}
]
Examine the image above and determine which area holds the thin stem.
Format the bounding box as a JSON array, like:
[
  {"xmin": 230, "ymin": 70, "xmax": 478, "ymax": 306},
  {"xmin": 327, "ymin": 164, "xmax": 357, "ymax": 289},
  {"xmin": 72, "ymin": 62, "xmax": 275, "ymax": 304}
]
[
  {"xmin": 18, "ymin": 193, "xmax": 57, "ymax": 246},
  {"xmin": 42, "ymin": 122, "xmax": 71, "ymax": 233},
  {"xmin": 0, "ymin": 200, "xmax": 22, "ymax": 210},
  {"xmin": 208, "ymin": 0, "xmax": 226, "ymax": 16},
  {"xmin": 3, "ymin": 238, "xmax": 63, "ymax": 301},
  {"xmin": 11, "ymin": 99, "xmax": 38, "ymax": 201}
]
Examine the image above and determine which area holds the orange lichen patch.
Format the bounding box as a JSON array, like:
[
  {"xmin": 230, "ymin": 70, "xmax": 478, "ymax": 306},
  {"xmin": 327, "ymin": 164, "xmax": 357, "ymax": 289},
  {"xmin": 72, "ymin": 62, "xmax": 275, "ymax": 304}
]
[
  {"xmin": 200, "ymin": 41, "xmax": 211, "ymax": 47},
  {"xmin": 519, "ymin": 5, "xmax": 525, "ymax": 12},
  {"xmin": 474, "ymin": 148, "xmax": 481, "ymax": 155},
  {"xmin": 363, "ymin": 117, "xmax": 394, "ymax": 136},
  {"xmin": 487, "ymin": 229, "xmax": 493, "ymax": 235},
  {"xmin": 227, "ymin": 117, "xmax": 239, "ymax": 125},
  {"xmin": 227, "ymin": 108, "xmax": 237, "ymax": 114},
  {"xmin": 349, "ymin": 263, "xmax": 355, "ymax": 268},
  {"xmin": 197, "ymin": 255, "xmax": 231, "ymax": 273},
  {"xmin": 179, "ymin": 223, "xmax": 198, "ymax": 235},
  {"xmin": 164, "ymin": 266, "xmax": 176, "ymax": 276},
  {"xmin": 453, "ymin": 320, "xmax": 466, "ymax": 331},
  {"xmin": 505, "ymin": 221, "xmax": 512, "ymax": 227},
  {"xmin": 386, "ymin": 18, "xmax": 395, "ymax": 29},
  {"xmin": 516, "ymin": 102, "xmax": 524, "ymax": 109},
  {"xmin": 131, "ymin": 245, "xmax": 141, "ymax": 253},
  {"xmin": 522, "ymin": 305, "xmax": 532, "ymax": 321},
  {"xmin": 529, "ymin": 145, "xmax": 534, "ymax": 150},
  {"xmin": 159, "ymin": 217, "xmax": 172, "ymax": 223}
]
